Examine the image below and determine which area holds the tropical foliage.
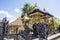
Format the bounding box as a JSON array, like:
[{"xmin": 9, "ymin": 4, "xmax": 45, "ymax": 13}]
[
  {"xmin": 21, "ymin": 3, "xmax": 34, "ymax": 17},
  {"xmin": 53, "ymin": 17, "xmax": 60, "ymax": 30},
  {"xmin": 22, "ymin": 3, "xmax": 34, "ymax": 13}
]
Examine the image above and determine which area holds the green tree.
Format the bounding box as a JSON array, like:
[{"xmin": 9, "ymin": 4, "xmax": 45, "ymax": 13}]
[
  {"xmin": 21, "ymin": 3, "xmax": 34, "ymax": 17},
  {"xmin": 53, "ymin": 17, "xmax": 60, "ymax": 30},
  {"xmin": 22, "ymin": 3, "xmax": 34, "ymax": 13}
]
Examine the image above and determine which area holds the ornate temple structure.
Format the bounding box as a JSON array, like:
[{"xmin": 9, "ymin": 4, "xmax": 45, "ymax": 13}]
[
  {"xmin": 9, "ymin": 4, "xmax": 55, "ymax": 34},
  {"xmin": 0, "ymin": 17, "xmax": 8, "ymax": 34},
  {"xmin": 0, "ymin": 17, "xmax": 8, "ymax": 40},
  {"xmin": 9, "ymin": 18, "xmax": 24, "ymax": 34}
]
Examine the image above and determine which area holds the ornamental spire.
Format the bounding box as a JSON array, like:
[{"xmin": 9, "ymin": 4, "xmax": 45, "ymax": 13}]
[
  {"xmin": 43, "ymin": 8, "xmax": 46, "ymax": 11},
  {"xmin": 43, "ymin": 8, "xmax": 47, "ymax": 12},
  {"xmin": 34, "ymin": 3, "xmax": 38, "ymax": 9}
]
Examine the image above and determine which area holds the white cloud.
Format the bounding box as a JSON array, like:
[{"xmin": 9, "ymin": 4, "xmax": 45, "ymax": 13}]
[
  {"xmin": 0, "ymin": 10, "xmax": 17, "ymax": 23},
  {"xmin": 14, "ymin": 8, "xmax": 20, "ymax": 13},
  {"xmin": 10, "ymin": 8, "xmax": 21, "ymax": 23},
  {"xmin": 0, "ymin": 10, "xmax": 14, "ymax": 18}
]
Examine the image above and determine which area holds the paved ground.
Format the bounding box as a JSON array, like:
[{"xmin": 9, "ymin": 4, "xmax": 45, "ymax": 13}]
[
  {"xmin": 51, "ymin": 36, "xmax": 60, "ymax": 40},
  {"xmin": 47, "ymin": 33, "xmax": 60, "ymax": 40},
  {"xmin": 2, "ymin": 33, "xmax": 60, "ymax": 40},
  {"xmin": 55, "ymin": 37, "xmax": 60, "ymax": 40},
  {"xmin": 3, "ymin": 37, "xmax": 60, "ymax": 40},
  {"xmin": 33, "ymin": 33, "xmax": 60, "ymax": 40}
]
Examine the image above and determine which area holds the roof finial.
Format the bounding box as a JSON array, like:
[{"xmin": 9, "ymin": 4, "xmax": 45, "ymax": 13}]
[
  {"xmin": 34, "ymin": 3, "xmax": 38, "ymax": 9},
  {"xmin": 43, "ymin": 8, "xmax": 47, "ymax": 12},
  {"xmin": 43, "ymin": 8, "xmax": 46, "ymax": 11}
]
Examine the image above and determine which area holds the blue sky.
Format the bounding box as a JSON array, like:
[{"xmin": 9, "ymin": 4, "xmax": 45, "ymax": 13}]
[{"xmin": 0, "ymin": 0, "xmax": 60, "ymax": 23}]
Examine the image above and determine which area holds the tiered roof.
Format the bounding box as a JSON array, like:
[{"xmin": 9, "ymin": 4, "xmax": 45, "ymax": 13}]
[
  {"xmin": 28, "ymin": 4, "xmax": 53, "ymax": 17},
  {"xmin": 9, "ymin": 4, "xmax": 53, "ymax": 26},
  {"xmin": 9, "ymin": 18, "xmax": 23, "ymax": 26}
]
